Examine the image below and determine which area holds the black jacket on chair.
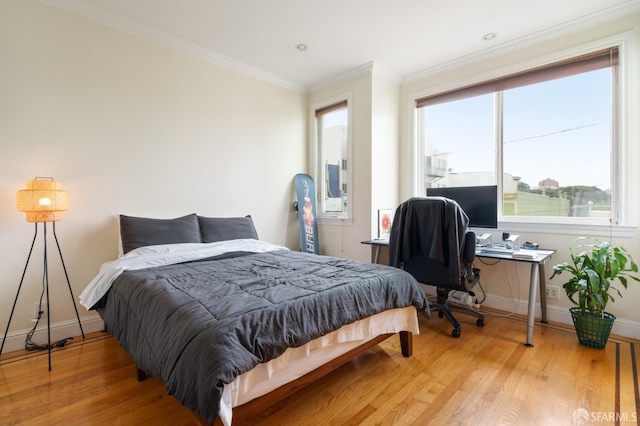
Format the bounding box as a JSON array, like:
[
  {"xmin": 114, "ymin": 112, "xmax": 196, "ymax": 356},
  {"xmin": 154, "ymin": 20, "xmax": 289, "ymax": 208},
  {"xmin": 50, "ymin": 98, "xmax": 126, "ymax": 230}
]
[
  {"xmin": 388, "ymin": 196, "xmax": 469, "ymax": 285},
  {"xmin": 388, "ymin": 196, "xmax": 483, "ymax": 338}
]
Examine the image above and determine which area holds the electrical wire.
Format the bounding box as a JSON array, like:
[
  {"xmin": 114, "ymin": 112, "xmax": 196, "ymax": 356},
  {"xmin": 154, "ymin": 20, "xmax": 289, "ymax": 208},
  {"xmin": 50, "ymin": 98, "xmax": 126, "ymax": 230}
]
[
  {"xmin": 447, "ymin": 263, "xmax": 486, "ymax": 312},
  {"xmin": 24, "ymin": 269, "xmax": 47, "ymax": 351},
  {"xmin": 482, "ymin": 259, "xmax": 522, "ymax": 318},
  {"xmin": 476, "ymin": 257, "xmax": 502, "ymax": 266},
  {"xmin": 471, "ymin": 257, "xmax": 528, "ymax": 318},
  {"xmin": 24, "ymin": 266, "xmax": 71, "ymax": 351},
  {"xmin": 472, "ymin": 272, "xmax": 487, "ymax": 304}
]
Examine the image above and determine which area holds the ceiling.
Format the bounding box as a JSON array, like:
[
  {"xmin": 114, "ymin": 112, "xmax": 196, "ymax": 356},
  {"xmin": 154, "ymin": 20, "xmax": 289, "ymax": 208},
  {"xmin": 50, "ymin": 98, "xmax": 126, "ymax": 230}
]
[{"xmin": 42, "ymin": 0, "xmax": 639, "ymax": 92}]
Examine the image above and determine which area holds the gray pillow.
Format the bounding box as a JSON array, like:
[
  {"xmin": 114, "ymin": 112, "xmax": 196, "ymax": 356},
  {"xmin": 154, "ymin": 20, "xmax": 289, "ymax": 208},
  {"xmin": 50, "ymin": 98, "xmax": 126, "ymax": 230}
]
[
  {"xmin": 198, "ymin": 215, "xmax": 259, "ymax": 243},
  {"xmin": 119, "ymin": 213, "xmax": 201, "ymax": 254}
]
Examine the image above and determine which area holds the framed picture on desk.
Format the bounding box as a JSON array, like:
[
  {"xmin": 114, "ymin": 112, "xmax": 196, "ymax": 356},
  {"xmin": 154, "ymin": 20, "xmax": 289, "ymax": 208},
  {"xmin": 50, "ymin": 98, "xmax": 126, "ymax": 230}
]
[{"xmin": 377, "ymin": 209, "xmax": 394, "ymax": 239}]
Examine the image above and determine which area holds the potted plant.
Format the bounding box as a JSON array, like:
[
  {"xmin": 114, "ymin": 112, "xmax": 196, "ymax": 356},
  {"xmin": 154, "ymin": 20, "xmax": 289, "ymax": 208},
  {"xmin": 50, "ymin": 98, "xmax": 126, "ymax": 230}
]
[{"xmin": 550, "ymin": 237, "xmax": 640, "ymax": 349}]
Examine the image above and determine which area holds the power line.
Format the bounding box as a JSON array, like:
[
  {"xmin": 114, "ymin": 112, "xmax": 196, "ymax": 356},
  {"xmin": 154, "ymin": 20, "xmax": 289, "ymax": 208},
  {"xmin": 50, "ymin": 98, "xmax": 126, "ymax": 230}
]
[
  {"xmin": 427, "ymin": 120, "xmax": 610, "ymax": 159},
  {"xmin": 503, "ymin": 121, "xmax": 609, "ymax": 145}
]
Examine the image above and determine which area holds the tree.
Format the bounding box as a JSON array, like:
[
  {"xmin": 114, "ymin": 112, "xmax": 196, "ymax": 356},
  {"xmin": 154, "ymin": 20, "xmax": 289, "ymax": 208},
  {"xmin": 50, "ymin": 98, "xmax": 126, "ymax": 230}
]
[{"xmin": 517, "ymin": 181, "xmax": 530, "ymax": 190}]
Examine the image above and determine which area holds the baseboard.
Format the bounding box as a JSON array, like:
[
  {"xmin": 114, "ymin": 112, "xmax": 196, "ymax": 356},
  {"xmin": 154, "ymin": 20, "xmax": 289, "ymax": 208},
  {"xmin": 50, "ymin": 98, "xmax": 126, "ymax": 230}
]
[
  {"xmin": 421, "ymin": 284, "xmax": 640, "ymax": 340},
  {"xmin": 480, "ymin": 293, "xmax": 640, "ymax": 340},
  {"xmin": 0, "ymin": 314, "xmax": 105, "ymax": 354}
]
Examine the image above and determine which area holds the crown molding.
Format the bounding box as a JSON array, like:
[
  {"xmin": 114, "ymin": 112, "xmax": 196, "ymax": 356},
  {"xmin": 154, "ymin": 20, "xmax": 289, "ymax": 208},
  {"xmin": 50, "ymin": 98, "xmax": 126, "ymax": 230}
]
[
  {"xmin": 402, "ymin": 0, "xmax": 640, "ymax": 84},
  {"xmin": 308, "ymin": 62, "xmax": 375, "ymax": 94},
  {"xmin": 39, "ymin": 0, "xmax": 305, "ymax": 93}
]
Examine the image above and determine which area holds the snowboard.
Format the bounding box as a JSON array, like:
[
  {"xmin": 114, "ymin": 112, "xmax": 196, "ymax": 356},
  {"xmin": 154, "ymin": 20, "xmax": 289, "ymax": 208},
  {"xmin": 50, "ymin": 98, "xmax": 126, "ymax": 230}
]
[{"xmin": 294, "ymin": 173, "xmax": 319, "ymax": 254}]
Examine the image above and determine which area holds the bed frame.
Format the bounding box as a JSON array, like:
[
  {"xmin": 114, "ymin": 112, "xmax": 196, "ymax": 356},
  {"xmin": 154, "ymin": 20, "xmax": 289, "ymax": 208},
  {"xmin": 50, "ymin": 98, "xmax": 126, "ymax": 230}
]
[{"xmin": 135, "ymin": 330, "xmax": 413, "ymax": 425}]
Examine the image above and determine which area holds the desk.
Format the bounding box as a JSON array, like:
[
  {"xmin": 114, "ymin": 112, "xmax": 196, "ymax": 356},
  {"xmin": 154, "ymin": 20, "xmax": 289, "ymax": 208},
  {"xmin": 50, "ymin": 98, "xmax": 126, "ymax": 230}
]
[{"xmin": 361, "ymin": 239, "xmax": 554, "ymax": 347}]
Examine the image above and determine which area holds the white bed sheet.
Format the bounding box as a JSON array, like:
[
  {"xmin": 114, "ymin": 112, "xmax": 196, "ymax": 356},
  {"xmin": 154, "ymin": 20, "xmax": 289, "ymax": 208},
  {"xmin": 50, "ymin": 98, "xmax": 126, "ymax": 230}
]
[{"xmin": 218, "ymin": 306, "xmax": 420, "ymax": 425}]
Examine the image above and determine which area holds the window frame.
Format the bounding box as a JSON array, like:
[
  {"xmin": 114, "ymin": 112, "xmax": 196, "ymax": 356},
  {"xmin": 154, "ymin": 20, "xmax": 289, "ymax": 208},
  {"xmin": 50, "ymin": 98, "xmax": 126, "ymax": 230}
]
[
  {"xmin": 309, "ymin": 92, "xmax": 354, "ymax": 224},
  {"xmin": 409, "ymin": 32, "xmax": 636, "ymax": 238}
]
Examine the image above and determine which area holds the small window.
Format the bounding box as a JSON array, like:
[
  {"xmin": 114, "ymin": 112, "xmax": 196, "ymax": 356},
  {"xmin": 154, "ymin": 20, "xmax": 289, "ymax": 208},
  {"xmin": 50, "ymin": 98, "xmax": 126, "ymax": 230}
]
[{"xmin": 312, "ymin": 96, "xmax": 351, "ymax": 219}]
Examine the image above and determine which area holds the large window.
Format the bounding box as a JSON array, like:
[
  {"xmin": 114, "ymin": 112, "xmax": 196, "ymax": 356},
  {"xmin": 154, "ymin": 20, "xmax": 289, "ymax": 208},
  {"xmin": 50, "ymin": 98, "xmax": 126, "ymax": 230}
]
[
  {"xmin": 416, "ymin": 46, "xmax": 623, "ymax": 227},
  {"xmin": 311, "ymin": 95, "xmax": 352, "ymax": 220}
]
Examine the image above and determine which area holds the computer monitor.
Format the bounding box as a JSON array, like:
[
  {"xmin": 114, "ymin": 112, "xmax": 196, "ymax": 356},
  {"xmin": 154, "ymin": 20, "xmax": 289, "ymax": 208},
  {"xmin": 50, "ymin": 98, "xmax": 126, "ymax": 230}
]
[{"xmin": 426, "ymin": 185, "xmax": 498, "ymax": 229}]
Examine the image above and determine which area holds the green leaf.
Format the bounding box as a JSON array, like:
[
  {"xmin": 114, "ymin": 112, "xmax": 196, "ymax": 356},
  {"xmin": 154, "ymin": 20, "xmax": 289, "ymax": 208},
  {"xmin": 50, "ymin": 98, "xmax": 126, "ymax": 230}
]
[{"xmin": 618, "ymin": 276, "xmax": 628, "ymax": 289}]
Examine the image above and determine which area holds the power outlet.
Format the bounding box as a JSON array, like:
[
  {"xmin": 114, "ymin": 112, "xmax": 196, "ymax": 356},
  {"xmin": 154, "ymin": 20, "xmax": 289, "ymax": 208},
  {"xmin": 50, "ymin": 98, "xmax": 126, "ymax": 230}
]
[
  {"xmin": 546, "ymin": 286, "xmax": 559, "ymax": 299},
  {"xmin": 33, "ymin": 302, "xmax": 47, "ymax": 320}
]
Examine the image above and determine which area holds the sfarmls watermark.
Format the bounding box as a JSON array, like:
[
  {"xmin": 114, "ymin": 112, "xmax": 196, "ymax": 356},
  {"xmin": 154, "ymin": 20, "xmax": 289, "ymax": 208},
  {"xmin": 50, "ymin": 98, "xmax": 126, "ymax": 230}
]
[{"xmin": 573, "ymin": 408, "xmax": 638, "ymax": 424}]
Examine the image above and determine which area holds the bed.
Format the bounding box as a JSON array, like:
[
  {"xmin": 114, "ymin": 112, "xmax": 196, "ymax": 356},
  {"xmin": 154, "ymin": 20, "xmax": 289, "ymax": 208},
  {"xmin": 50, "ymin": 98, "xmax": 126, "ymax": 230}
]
[{"xmin": 79, "ymin": 213, "xmax": 427, "ymax": 424}]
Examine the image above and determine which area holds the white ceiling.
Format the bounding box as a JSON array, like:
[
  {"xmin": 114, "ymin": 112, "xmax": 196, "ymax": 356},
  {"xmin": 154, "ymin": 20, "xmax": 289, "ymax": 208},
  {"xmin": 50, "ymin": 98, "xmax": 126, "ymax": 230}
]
[{"xmin": 42, "ymin": 0, "xmax": 639, "ymax": 92}]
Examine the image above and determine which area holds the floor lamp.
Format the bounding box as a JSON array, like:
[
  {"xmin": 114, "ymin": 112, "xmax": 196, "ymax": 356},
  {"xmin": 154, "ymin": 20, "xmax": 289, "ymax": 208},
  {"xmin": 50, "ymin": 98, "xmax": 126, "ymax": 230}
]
[{"xmin": 0, "ymin": 177, "xmax": 85, "ymax": 371}]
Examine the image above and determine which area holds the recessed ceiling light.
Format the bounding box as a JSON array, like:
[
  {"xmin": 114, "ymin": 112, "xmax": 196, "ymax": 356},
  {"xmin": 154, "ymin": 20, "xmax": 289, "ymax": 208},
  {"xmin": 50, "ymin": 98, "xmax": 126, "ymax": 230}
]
[
  {"xmin": 295, "ymin": 44, "xmax": 308, "ymax": 52},
  {"xmin": 482, "ymin": 33, "xmax": 497, "ymax": 41}
]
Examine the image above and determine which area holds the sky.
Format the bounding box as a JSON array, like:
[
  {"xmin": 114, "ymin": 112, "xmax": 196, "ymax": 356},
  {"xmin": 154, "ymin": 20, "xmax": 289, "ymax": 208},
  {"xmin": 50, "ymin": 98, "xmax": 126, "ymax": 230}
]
[{"xmin": 422, "ymin": 68, "xmax": 612, "ymax": 191}]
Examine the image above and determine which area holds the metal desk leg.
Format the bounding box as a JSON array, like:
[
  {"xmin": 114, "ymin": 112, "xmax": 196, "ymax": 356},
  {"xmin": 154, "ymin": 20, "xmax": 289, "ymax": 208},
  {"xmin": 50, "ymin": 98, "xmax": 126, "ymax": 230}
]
[
  {"xmin": 538, "ymin": 263, "xmax": 548, "ymax": 324},
  {"xmin": 525, "ymin": 263, "xmax": 539, "ymax": 347},
  {"xmin": 373, "ymin": 246, "xmax": 381, "ymax": 264}
]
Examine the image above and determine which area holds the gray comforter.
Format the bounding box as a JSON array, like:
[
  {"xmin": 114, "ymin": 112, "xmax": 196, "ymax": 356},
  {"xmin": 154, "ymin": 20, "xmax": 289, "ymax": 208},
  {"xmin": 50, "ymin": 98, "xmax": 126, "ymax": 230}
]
[{"xmin": 98, "ymin": 249, "xmax": 426, "ymax": 422}]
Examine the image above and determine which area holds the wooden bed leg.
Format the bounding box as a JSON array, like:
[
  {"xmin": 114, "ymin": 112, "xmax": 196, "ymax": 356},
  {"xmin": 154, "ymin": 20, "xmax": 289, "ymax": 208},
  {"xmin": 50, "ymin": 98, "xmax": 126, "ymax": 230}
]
[
  {"xmin": 137, "ymin": 367, "xmax": 147, "ymax": 382},
  {"xmin": 399, "ymin": 331, "xmax": 413, "ymax": 357}
]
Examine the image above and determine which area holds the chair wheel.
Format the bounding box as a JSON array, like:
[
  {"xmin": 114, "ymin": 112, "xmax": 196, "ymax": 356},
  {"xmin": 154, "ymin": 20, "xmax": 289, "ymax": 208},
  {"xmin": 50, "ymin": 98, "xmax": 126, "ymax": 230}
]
[
  {"xmin": 477, "ymin": 319, "xmax": 485, "ymax": 327},
  {"xmin": 452, "ymin": 329, "xmax": 461, "ymax": 338},
  {"xmin": 438, "ymin": 311, "xmax": 444, "ymax": 318}
]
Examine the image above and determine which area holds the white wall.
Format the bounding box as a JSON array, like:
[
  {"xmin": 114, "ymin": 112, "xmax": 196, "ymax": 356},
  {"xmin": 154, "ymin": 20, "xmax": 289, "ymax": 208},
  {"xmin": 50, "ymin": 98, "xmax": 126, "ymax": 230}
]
[
  {"xmin": 371, "ymin": 73, "xmax": 401, "ymax": 238},
  {"xmin": 399, "ymin": 13, "xmax": 640, "ymax": 334},
  {"xmin": 0, "ymin": 1, "xmax": 306, "ymax": 348}
]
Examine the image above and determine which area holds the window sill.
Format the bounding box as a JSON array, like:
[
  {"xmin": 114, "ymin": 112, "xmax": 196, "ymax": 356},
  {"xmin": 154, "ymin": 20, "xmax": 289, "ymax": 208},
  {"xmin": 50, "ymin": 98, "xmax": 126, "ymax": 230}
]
[
  {"xmin": 480, "ymin": 220, "xmax": 636, "ymax": 239},
  {"xmin": 318, "ymin": 217, "xmax": 353, "ymax": 226}
]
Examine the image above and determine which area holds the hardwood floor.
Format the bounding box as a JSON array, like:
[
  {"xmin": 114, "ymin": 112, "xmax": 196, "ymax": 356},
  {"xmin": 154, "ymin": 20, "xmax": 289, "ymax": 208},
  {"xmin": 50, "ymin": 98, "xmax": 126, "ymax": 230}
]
[{"xmin": 1, "ymin": 311, "xmax": 638, "ymax": 425}]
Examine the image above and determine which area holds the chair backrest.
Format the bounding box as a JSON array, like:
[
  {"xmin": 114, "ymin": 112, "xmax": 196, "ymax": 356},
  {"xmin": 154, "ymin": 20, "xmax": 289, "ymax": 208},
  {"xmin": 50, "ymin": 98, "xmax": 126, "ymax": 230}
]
[
  {"xmin": 400, "ymin": 230, "xmax": 476, "ymax": 289},
  {"xmin": 389, "ymin": 197, "xmax": 477, "ymax": 291}
]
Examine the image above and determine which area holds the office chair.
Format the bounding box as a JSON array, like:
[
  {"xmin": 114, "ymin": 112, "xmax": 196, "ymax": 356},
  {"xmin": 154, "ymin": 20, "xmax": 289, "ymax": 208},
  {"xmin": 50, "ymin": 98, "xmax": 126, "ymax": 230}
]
[{"xmin": 389, "ymin": 197, "xmax": 484, "ymax": 338}]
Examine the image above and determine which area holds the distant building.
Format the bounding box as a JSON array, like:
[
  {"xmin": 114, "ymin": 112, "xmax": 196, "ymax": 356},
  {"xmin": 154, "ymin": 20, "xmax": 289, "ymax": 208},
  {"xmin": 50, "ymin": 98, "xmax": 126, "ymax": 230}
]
[{"xmin": 538, "ymin": 178, "xmax": 559, "ymax": 189}]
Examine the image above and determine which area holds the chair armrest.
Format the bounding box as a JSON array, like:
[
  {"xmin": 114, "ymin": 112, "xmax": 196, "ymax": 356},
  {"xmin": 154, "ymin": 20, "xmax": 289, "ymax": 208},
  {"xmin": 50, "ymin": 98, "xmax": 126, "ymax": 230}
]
[{"xmin": 462, "ymin": 231, "xmax": 476, "ymax": 264}]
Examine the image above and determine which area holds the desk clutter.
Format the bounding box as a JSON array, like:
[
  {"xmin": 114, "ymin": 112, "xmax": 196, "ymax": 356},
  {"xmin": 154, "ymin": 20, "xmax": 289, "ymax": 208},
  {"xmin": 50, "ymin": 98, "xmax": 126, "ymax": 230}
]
[
  {"xmin": 476, "ymin": 232, "xmax": 521, "ymax": 250},
  {"xmin": 476, "ymin": 232, "xmax": 548, "ymax": 259},
  {"xmin": 511, "ymin": 250, "xmax": 537, "ymax": 259},
  {"xmin": 476, "ymin": 246, "xmax": 553, "ymax": 260}
]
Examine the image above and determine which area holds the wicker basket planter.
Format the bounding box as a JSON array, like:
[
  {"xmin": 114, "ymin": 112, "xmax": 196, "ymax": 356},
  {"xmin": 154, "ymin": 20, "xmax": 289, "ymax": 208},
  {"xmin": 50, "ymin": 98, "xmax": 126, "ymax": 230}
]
[{"xmin": 570, "ymin": 307, "xmax": 615, "ymax": 349}]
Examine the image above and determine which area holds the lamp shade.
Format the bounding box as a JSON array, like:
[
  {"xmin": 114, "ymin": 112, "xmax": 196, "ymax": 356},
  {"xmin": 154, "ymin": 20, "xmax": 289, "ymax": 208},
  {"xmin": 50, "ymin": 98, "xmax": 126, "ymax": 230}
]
[{"xmin": 16, "ymin": 178, "xmax": 69, "ymax": 223}]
